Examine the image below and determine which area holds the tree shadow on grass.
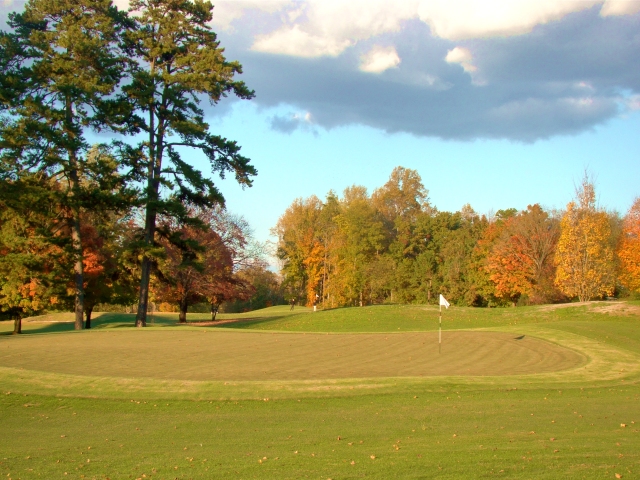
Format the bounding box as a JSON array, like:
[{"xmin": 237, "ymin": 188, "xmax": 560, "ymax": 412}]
[{"xmin": 196, "ymin": 314, "xmax": 303, "ymax": 329}]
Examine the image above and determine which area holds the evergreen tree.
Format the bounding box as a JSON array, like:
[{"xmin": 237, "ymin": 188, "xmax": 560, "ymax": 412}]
[
  {"xmin": 0, "ymin": 0, "xmax": 130, "ymax": 329},
  {"xmin": 124, "ymin": 0, "xmax": 256, "ymax": 327}
]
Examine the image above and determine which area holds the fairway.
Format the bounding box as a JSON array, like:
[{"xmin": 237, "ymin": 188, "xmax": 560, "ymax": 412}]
[
  {"xmin": 1, "ymin": 303, "xmax": 639, "ymax": 480},
  {"xmin": 0, "ymin": 330, "xmax": 585, "ymax": 381}
]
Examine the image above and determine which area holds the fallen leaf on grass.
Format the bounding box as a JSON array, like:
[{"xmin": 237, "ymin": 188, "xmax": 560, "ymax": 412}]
[
  {"xmin": 350, "ymin": 461, "xmax": 355, "ymax": 465},
  {"xmin": 615, "ymin": 474, "xmax": 622, "ymax": 479},
  {"xmin": 370, "ymin": 455, "xmax": 376, "ymax": 460},
  {"xmin": 621, "ymin": 424, "xmax": 627, "ymax": 428}
]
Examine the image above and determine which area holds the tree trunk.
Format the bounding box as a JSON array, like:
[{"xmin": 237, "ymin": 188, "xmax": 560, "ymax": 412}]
[
  {"xmin": 12, "ymin": 317, "xmax": 22, "ymax": 335},
  {"xmin": 136, "ymin": 103, "xmax": 161, "ymax": 328},
  {"xmin": 178, "ymin": 296, "xmax": 188, "ymax": 323},
  {"xmin": 136, "ymin": 255, "xmax": 152, "ymax": 327},
  {"xmin": 210, "ymin": 303, "xmax": 219, "ymax": 321},
  {"xmin": 65, "ymin": 97, "xmax": 84, "ymax": 331},
  {"xmin": 85, "ymin": 306, "xmax": 93, "ymax": 329}
]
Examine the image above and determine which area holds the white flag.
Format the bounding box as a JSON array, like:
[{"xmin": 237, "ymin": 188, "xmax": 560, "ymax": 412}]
[{"xmin": 439, "ymin": 294, "xmax": 450, "ymax": 309}]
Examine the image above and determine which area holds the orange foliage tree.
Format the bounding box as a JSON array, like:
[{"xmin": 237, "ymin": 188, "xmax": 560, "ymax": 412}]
[
  {"xmin": 152, "ymin": 207, "xmax": 257, "ymax": 322},
  {"xmin": 617, "ymin": 197, "xmax": 640, "ymax": 294},
  {"xmin": 555, "ymin": 178, "xmax": 615, "ymax": 302},
  {"xmin": 487, "ymin": 205, "xmax": 561, "ymax": 305}
]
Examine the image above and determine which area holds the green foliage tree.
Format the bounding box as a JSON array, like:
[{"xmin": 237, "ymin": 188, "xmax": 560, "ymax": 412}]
[
  {"xmin": 0, "ymin": 0, "xmax": 130, "ymax": 329},
  {"xmin": 0, "ymin": 175, "xmax": 72, "ymax": 333},
  {"xmin": 124, "ymin": 0, "xmax": 256, "ymax": 327}
]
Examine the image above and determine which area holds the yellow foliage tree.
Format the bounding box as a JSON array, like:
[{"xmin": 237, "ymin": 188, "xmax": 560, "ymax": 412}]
[
  {"xmin": 617, "ymin": 197, "xmax": 640, "ymax": 293},
  {"xmin": 554, "ymin": 178, "xmax": 614, "ymax": 302}
]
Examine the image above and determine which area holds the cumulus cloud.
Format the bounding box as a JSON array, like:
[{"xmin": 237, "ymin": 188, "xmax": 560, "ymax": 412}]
[
  {"xmin": 3, "ymin": 0, "xmax": 639, "ymax": 142},
  {"xmin": 243, "ymin": 0, "xmax": 638, "ymax": 58},
  {"xmin": 600, "ymin": 0, "xmax": 640, "ymax": 16},
  {"xmin": 359, "ymin": 45, "xmax": 401, "ymax": 73},
  {"xmin": 417, "ymin": 0, "xmax": 599, "ymax": 40},
  {"xmin": 253, "ymin": 24, "xmax": 352, "ymax": 57},
  {"xmin": 250, "ymin": 0, "xmax": 417, "ymax": 57},
  {"xmin": 232, "ymin": 7, "xmax": 640, "ymax": 141}
]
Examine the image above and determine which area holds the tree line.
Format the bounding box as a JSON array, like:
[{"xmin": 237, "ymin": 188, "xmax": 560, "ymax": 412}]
[
  {"xmin": 274, "ymin": 167, "xmax": 640, "ymax": 308},
  {"xmin": 0, "ymin": 0, "xmax": 269, "ymax": 333}
]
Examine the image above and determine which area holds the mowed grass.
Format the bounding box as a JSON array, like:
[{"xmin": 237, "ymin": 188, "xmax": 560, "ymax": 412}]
[{"xmin": 0, "ymin": 302, "xmax": 639, "ymax": 479}]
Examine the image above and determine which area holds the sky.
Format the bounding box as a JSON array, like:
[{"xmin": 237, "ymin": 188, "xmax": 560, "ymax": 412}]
[{"xmin": 2, "ymin": 0, "xmax": 640, "ymax": 249}]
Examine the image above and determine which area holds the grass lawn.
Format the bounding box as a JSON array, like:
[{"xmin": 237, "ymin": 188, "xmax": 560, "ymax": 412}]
[{"xmin": 1, "ymin": 301, "xmax": 639, "ymax": 479}]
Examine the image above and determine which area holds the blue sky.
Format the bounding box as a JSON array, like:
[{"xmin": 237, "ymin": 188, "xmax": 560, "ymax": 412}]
[
  {"xmin": 211, "ymin": 101, "xmax": 640, "ymax": 245},
  {"xmin": 2, "ymin": 0, "xmax": 639, "ymax": 248}
]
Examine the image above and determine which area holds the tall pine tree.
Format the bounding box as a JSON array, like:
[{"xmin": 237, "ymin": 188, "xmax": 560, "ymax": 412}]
[
  {"xmin": 124, "ymin": 0, "xmax": 256, "ymax": 327},
  {"xmin": 0, "ymin": 0, "xmax": 130, "ymax": 329}
]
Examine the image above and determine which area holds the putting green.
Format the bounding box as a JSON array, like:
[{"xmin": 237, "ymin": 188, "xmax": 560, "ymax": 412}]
[{"xmin": 0, "ymin": 330, "xmax": 585, "ymax": 381}]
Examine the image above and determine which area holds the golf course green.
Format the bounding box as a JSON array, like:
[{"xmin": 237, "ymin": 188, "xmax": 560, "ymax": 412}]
[{"xmin": 1, "ymin": 302, "xmax": 639, "ymax": 479}]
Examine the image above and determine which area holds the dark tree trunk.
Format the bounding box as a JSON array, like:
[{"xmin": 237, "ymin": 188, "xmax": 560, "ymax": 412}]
[
  {"xmin": 136, "ymin": 255, "xmax": 152, "ymax": 327},
  {"xmin": 179, "ymin": 297, "xmax": 188, "ymax": 323},
  {"xmin": 13, "ymin": 317, "xmax": 22, "ymax": 335},
  {"xmin": 85, "ymin": 306, "xmax": 93, "ymax": 329},
  {"xmin": 210, "ymin": 303, "xmax": 219, "ymax": 321},
  {"xmin": 65, "ymin": 98, "xmax": 84, "ymax": 331}
]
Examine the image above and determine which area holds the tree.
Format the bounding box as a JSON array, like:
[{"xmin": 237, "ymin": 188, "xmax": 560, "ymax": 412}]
[
  {"xmin": 153, "ymin": 206, "xmax": 259, "ymax": 322},
  {"xmin": 617, "ymin": 197, "xmax": 640, "ymax": 294},
  {"xmin": 125, "ymin": 0, "xmax": 256, "ymax": 327},
  {"xmin": 555, "ymin": 177, "xmax": 615, "ymax": 302},
  {"xmin": 81, "ymin": 212, "xmax": 138, "ymax": 328},
  {"xmin": 330, "ymin": 186, "xmax": 385, "ymax": 306},
  {"xmin": 273, "ymin": 196, "xmax": 324, "ymax": 305},
  {"xmin": 0, "ymin": 0, "xmax": 130, "ymax": 329},
  {"xmin": 0, "ymin": 175, "xmax": 71, "ymax": 333},
  {"xmin": 487, "ymin": 205, "xmax": 561, "ymax": 305}
]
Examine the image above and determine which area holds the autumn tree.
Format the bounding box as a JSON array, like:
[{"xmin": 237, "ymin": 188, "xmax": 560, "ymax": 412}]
[
  {"xmin": 487, "ymin": 205, "xmax": 561, "ymax": 305},
  {"xmin": 273, "ymin": 196, "xmax": 325, "ymax": 306},
  {"xmin": 0, "ymin": 0, "xmax": 130, "ymax": 329},
  {"xmin": 617, "ymin": 197, "xmax": 640, "ymax": 294},
  {"xmin": 0, "ymin": 175, "xmax": 71, "ymax": 333},
  {"xmin": 153, "ymin": 206, "xmax": 259, "ymax": 322},
  {"xmin": 196, "ymin": 207, "xmax": 260, "ymax": 319},
  {"xmin": 125, "ymin": 0, "xmax": 256, "ymax": 327},
  {"xmin": 224, "ymin": 264, "xmax": 283, "ymax": 313},
  {"xmin": 81, "ymin": 213, "xmax": 138, "ymax": 328},
  {"xmin": 555, "ymin": 177, "xmax": 615, "ymax": 302},
  {"xmin": 330, "ymin": 186, "xmax": 385, "ymax": 306}
]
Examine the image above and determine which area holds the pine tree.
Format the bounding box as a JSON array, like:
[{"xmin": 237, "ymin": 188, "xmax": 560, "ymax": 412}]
[
  {"xmin": 124, "ymin": 0, "xmax": 256, "ymax": 327},
  {"xmin": 0, "ymin": 0, "xmax": 130, "ymax": 329}
]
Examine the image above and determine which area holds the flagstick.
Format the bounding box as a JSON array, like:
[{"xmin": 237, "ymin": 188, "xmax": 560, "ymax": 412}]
[{"xmin": 439, "ymin": 303, "xmax": 442, "ymax": 354}]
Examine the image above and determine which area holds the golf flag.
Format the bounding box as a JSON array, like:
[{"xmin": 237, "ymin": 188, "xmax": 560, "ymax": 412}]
[{"xmin": 439, "ymin": 294, "xmax": 450, "ymax": 309}]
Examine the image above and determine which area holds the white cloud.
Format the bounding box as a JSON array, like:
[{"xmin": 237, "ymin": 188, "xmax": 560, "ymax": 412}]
[
  {"xmin": 209, "ymin": 1, "xmax": 290, "ymax": 30},
  {"xmin": 445, "ymin": 46, "xmax": 476, "ymax": 72},
  {"xmin": 600, "ymin": 0, "xmax": 640, "ymax": 16},
  {"xmin": 251, "ymin": 0, "xmax": 417, "ymax": 57},
  {"xmin": 247, "ymin": 0, "xmax": 640, "ymax": 58},
  {"xmin": 418, "ymin": 0, "xmax": 600, "ymax": 40},
  {"xmin": 360, "ymin": 45, "xmax": 401, "ymax": 73},
  {"xmin": 253, "ymin": 24, "xmax": 353, "ymax": 57}
]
